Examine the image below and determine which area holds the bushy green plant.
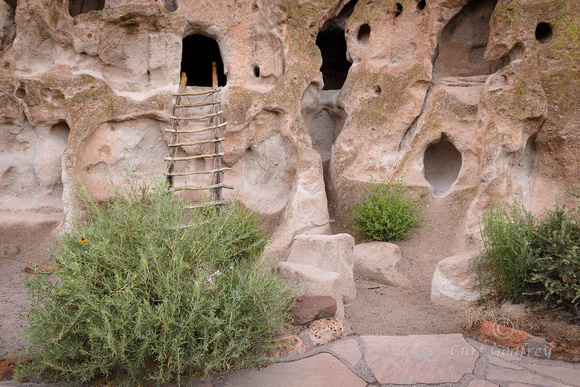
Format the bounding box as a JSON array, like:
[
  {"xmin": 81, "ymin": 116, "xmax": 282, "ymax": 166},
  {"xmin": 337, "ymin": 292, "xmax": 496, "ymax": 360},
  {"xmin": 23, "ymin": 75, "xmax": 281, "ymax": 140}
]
[
  {"xmin": 15, "ymin": 174, "xmax": 292, "ymax": 385},
  {"xmin": 475, "ymin": 201, "xmax": 538, "ymax": 302},
  {"xmin": 350, "ymin": 178, "xmax": 424, "ymax": 241},
  {"xmin": 528, "ymin": 204, "xmax": 580, "ymax": 305},
  {"xmin": 476, "ymin": 198, "xmax": 580, "ymax": 311}
]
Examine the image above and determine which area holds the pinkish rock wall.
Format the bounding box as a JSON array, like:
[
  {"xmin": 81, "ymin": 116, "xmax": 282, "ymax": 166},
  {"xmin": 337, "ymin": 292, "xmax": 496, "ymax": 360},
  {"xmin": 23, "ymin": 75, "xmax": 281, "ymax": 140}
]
[{"xmin": 0, "ymin": 0, "xmax": 578, "ymax": 252}]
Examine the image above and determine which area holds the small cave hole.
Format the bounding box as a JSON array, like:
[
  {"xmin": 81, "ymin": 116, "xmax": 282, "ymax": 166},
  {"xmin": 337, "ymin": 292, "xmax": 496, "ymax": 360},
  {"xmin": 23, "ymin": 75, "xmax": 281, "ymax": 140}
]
[
  {"xmin": 253, "ymin": 65, "xmax": 260, "ymax": 78},
  {"xmin": 535, "ymin": 22, "xmax": 552, "ymax": 43},
  {"xmin": 164, "ymin": 0, "xmax": 178, "ymax": 12},
  {"xmin": 395, "ymin": 3, "xmax": 403, "ymax": 18},
  {"xmin": 69, "ymin": 0, "xmax": 105, "ymax": 17},
  {"xmin": 423, "ymin": 135, "xmax": 462, "ymax": 197},
  {"xmin": 357, "ymin": 24, "xmax": 371, "ymax": 45},
  {"xmin": 15, "ymin": 87, "xmax": 26, "ymax": 99},
  {"xmin": 417, "ymin": 0, "xmax": 426, "ymax": 10},
  {"xmin": 251, "ymin": 2, "xmax": 259, "ymax": 12},
  {"xmin": 373, "ymin": 85, "xmax": 381, "ymax": 95},
  {"xmin": 181, "ymin": 34, "xmax": 227, "ymax": 87}
]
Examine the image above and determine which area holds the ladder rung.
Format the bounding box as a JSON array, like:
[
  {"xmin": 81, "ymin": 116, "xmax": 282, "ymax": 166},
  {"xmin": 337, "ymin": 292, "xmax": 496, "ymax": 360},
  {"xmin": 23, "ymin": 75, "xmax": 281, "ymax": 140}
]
[
  {"xmin": 175, "ymin": 102, "xmax": 219, "ymax": 108},
  {"xmin": 165, "ymin": 122, "xmax": 227, "ymax": 134},
  {"xmin": 173, "ymin": 88, "xmax": 222, "ymax": 96},
  {"xmin": 166, "ymin": 168, "xmax": 231, "ymax": 177},
  {"xmin": 170, "ymin": 183, "xmax": 235, "ymax": 192},
  {"xmin": 171, "ymin": 111, "xmax": 223, "ymax": 121},
  {"xmin": 186, "ymin": 200, "xmax": 231, "ymax": 209},
  {"xmin": 164, "ymin": 153, "xmax": 224, "ymax": 161},
  {"xmin": 168, "ymin": 138, "xmax": 225, "ymax": 147}
]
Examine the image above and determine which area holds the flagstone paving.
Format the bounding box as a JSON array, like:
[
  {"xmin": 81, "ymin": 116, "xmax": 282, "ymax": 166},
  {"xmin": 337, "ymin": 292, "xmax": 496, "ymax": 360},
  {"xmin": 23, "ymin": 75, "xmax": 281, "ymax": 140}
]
[{"xmin": 1, "ymin": 334, "xmax": 580, "ymax": 386}]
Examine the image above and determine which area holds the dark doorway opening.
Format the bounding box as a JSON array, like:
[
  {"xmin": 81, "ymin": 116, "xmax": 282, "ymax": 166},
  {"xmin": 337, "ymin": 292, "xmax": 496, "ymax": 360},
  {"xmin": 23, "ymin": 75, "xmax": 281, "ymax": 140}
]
[
  {"xmin": 315, "ymin": 0, "xmax": 357, "ymax": 90},
  {"xmin": 181, "ymin": 34, "xmax": 227, "ymax": 87},
  {"xmin": 69, "ymin": 0, "xmax": 105, "ymax": 17},
  {"xmin": 316, "ymin": 28, "xmax": 351, "ymax": 90}
]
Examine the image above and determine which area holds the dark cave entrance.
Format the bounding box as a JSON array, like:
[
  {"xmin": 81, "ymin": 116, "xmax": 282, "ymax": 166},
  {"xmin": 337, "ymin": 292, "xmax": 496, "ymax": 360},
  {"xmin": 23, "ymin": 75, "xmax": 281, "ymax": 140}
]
[
  {"xmin": 316, "ymin": 28, "xmax": 352, "ymax": 90},
  {"xmin": 181, "ymin": 34, "xmax": 227, "ymax": 87},
  {"xmin": 69, "ymin": 0, "xmax": 105, "ymax": 17},
  {"xmin": 315, "ymin": 0, "xmax": 356, "ymax": 90}
]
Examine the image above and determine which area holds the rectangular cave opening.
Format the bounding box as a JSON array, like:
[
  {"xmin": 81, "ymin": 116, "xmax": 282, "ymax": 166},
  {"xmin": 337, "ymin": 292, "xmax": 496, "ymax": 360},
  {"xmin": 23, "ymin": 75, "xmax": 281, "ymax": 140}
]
[{"xmin": 181, "ymin": 34, "xmax": 227, "ymax": 87}]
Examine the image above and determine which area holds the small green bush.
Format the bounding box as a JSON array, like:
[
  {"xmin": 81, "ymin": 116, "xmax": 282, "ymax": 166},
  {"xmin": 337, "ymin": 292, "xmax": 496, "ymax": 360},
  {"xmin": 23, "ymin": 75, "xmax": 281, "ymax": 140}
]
[
  {"xmin": 476, "ymin": 201, "xmax": 538, "ymax": 302},
  {"xmin": 350, "ymin": 178, "xmax": 423, "ymax": 242},
  {"xmin": 528, "ymin": 204, "xmax": 580, "ymax": 305},
  {"xmin": 16, "ymin": 175, "xmax": 292, "ymax": 385},
  {"xmin": 476, "ymin": 198, "xmax": 580, "ymax": 310}
]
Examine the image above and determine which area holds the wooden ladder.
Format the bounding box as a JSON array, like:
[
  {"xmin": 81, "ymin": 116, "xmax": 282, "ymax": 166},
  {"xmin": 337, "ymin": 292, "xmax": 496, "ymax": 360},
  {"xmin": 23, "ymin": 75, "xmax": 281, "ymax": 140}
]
[{"xmin": 165, "ymin": 62, "xmax": 233, "ymax": 208}]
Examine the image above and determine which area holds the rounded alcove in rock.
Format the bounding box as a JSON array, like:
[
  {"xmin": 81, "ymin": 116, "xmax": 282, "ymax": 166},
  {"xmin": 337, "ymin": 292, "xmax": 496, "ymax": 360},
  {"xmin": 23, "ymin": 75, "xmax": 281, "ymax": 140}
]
[{"xmin": 423, "ymin": 135, "xmax": 462, "ymax": 197}]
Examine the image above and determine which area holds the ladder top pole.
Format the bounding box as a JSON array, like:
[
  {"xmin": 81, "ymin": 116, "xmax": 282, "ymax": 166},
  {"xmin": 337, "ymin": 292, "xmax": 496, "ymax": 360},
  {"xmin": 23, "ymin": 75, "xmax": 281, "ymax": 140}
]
[
  {"xmin": 212, "ymin": 62, "xmax": 218, "ymax": 90},
  {"xmin": 179, "ymin": 72, "xmax": 187, "ymax": 92}
]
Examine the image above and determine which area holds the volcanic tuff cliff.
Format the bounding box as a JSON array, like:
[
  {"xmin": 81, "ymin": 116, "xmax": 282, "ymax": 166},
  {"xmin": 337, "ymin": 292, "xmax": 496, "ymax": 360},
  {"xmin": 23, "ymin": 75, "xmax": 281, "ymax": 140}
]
[{"xmin": 0, "ymin": 0, "xmax": 578, "ymax": 252}]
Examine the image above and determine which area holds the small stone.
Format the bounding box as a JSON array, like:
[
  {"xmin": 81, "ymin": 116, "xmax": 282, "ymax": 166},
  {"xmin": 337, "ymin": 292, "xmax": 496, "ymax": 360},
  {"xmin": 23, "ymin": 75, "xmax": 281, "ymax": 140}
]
[
  {"xmin": 277, "ymin": 261, "xmax": 344, "ymax": 320},
  {"xmin": 546, "ymin": 338, "xmax": 580, "ymax": 363},
  {"xmin": 290, "ymin": 295, "xmax": 337, "ymax": 325},
  {"xmin": 476, "ymin": 321, "xmax": 532, "ymax": 352},
  {"xmin": 308, "ymin": 317, "xmax": 344, "ymax": 346},
  {"xmin": 268, "ymin": 335, "xmax": 306, "ymax": 360}
]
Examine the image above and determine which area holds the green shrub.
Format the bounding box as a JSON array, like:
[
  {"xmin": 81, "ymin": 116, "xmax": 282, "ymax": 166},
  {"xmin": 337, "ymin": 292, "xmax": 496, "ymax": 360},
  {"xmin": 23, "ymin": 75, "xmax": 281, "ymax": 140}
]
[
  {"xmin": 475, "ymin": 201, "xmax": 538, "ymax": 302},
  {"xmin": 350, "ymin": 178, "xmax": 424, "ymax": 242},
  {"xmin": 476, "ymin": 199, "xmax": 580, "ymax": 309},
  {"xmin": 528, "ymin": 204, "xmax": 580, "ymax": 305},
  {"xmin": 16, "ymin": 174, "xmax": 292, "ymax": 385}
]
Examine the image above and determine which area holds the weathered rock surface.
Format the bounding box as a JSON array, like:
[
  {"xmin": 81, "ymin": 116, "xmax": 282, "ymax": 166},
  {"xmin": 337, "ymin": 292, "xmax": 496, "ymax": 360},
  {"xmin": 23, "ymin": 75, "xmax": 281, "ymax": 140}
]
[
  {"xmin": 308, "ymin": 317, "xmax": 344, "ymax": 346},
  {"xmin": 287, "ymin": 234, "xmax": 356, "ymax": 303},
  {"xmin": 546, "ymin": 338, "xmax": 580, "ymax": 363},
  {"xmin": 290, "ymin": 295, "xmax": 337, "ymax": 325},
  {"xmin": 477, "ymin": 321, "xmax": 533, "ymax": 352},
  {"xmin": 268, "ymin": 335, "xmax": 306, "ymax": 360},
  {"xmin": 0, "ymin": 0, "xmax": 578, "ymax": 288},
  {"xmin": 277, "ymin": 261, "xmax": 344, "ymax": 320},
  {"xmin": 352, "ymin": 242, "xmax": 411, "ymax": 288},
  {"xmin": 431, "ymin": 251, "xmax": 483, "ymax": 307}
]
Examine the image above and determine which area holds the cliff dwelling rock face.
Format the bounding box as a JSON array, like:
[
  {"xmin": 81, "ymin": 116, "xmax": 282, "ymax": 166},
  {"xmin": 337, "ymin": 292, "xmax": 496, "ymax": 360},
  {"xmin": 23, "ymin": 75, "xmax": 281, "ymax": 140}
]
[{"xmin": 0, "ymin": 0, "xmax": 578, "ymax": 252}]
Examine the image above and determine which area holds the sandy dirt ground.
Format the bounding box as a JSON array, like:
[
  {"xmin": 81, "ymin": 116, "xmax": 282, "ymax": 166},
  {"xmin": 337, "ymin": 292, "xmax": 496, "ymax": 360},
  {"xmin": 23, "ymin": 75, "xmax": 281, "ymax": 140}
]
[{"xmin": 344, "ymin": 195, "xmax": 476, "ymax": 335}]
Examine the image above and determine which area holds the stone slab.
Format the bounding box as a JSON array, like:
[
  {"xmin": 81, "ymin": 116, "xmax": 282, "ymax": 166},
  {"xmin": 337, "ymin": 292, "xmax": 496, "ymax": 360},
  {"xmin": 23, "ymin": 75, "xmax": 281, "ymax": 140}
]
[
  {"xmin": 222, "ymin": 353, "xmax": 366, "ymax": 387},
  {"xmin": 486, "ymin": 355, "xmax": 523, "ymax": 370},
  {"xmin": 330, "ymin": 338, "xmax": 362, "ymax": 367},
  {"xmin": 523, "ymin": 364, "xmax": 580, "ymax": 386},
  {"xmin": 361, "ymin": 334, "xmax": 479, "ymax": 384},
  {"xmin": 467, "ymin": 380, "xmax": 499, "ymax": 387},
  {"xmin": 486, "ymin": 366, "xmax": 569, "ymax": 386}
]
